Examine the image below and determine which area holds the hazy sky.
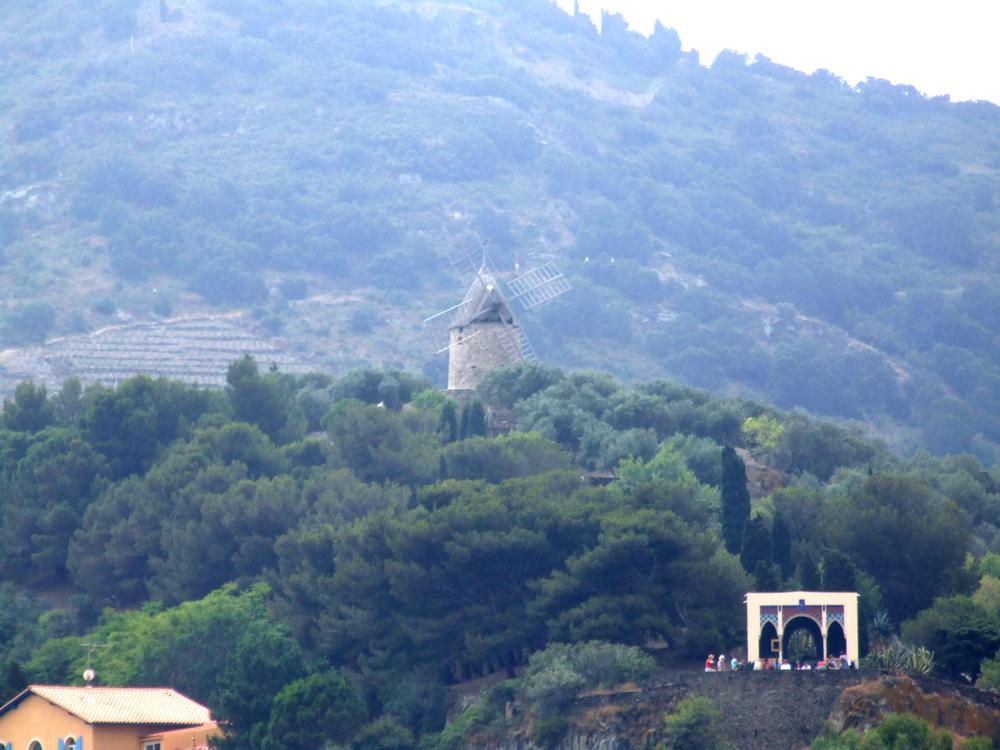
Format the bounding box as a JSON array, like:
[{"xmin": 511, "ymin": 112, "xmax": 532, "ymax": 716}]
[{"xmin": 553, "ymin": 0, "xmax": 999, "ymax": 105}]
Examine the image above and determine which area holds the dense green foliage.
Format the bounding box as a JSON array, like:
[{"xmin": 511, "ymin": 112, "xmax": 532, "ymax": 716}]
[
  {"xmin": 0, "ymin": 361, "xmax": 998, "ymax": 748},
  {"xmin": 811, "ymin": 712, "xmax": 991, "ymax": 750},
  {"xmin": 1, "ymin": 0, "xmax": 998, "ymax": 461},
  {"xmin": 659, "ymin": 696, "xmax": 732, "ymax": 750}
]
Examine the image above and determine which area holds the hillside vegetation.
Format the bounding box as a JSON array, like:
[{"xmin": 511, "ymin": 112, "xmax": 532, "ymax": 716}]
[
  {"xmin": 1, "ymin": 0, "xmax": 998, "ymax": 460},
  {"xmin": 0, "ymin": 361, "xmax": 999, "ymax": 749}
]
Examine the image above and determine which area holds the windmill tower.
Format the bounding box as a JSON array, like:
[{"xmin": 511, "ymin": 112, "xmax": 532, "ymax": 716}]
[{"xmin": 425, "ymin": 240, "xmax": 571, "ymax": 393}]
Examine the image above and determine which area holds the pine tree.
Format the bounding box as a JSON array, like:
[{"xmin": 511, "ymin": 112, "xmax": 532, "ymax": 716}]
[{"xmin": 720, "ymin": 446, "xmax": 751, "ymax": 555}]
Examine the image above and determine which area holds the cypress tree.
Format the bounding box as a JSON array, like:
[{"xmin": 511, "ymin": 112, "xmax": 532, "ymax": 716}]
[
  {"xmin": 459, "ymin": 403, "xmax": 470, "ymax": 440},
  {"xmin": 0, "ymin": 661, "xmax": 26, "ymax": 701},
  {"xmin": 740, "ymin": 516, "xmax": 771, "ymax": 574},
  {"xmin": 821, "ymin": 549, "xmax": 857, "ymax": 591},
  {"xmin": 771, "ymin": 513, "xmax": 793, "ymax": 580},
  {"xmin": 464, "ymin": 401, "xmax": 487, "ymax": 438},
  {"xmin": 753, "ymin": 561, "xmax": 781, "ymax": 592},
  {"xmin": 439, "ymin": 401, "xmax": 458, "ymax": 443},
  {"xmin": 720, "ymin": 446, "xmax": 751, "ymax": 555},
  {"xmin": 797, "ymin": 551, "xmax": 821, "ymax": 590}
]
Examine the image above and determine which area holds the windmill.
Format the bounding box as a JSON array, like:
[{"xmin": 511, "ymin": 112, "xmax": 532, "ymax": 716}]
[{"xmin": 424, "ymin": 238, "xmax": 571, "ymax": 392}]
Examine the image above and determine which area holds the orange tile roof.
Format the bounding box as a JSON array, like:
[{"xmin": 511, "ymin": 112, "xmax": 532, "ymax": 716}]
[{"xmin": 2, "ymin": 686, "xmax": 212, "ymax": 726}]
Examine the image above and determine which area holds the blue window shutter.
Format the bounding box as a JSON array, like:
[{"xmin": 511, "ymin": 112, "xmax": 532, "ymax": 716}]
[
  {"xmin": 77, "ymin": 738, "xmax": 83, "ymax": 750},
  {"xmin": 58, "ymin": 740, "xmax": 65, "ymax": 750}
]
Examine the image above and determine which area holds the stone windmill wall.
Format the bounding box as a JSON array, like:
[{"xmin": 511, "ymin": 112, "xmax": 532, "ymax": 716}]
[
  {"xmin": 447, "ymin": 321, "xmax": 522, "ymax": 391},
  {"xmin": 446, "ymin": 269, "xmax": 523, "ymax": 392}
]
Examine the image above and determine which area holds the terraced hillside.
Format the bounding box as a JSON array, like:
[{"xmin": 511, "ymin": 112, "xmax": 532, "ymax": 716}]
[{"xmin": 0, "ymin": 315, "xmax": 311, "ymax": 396}]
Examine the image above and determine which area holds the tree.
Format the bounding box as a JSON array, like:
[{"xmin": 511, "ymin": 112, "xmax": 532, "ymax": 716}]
[
  {"xmin": 151, "ymin": 472, "xmax": 302, "ymax": 603},
  {"xmin": 226, "ymin": 356, "xmax": 306, "ymax": 444},
  {"xmin": 439, "ymin": 400, "xmax": 458, "ymax": 443},
  {"xmin": 2, "ymin": 382, "xmax": 55, "ymax": 433},
  {"xmin": 0, "ymin": 429, "xmax": 109, "ymax": 585},
  {"xmin": 439, "ymin": 433, "xmax": 571, "ymax": 483},
  {"xmin": 80, "ymin": 376, "xmax": 217, "ymax": 479},
  {"xmin": 826, "ymin": 476, "xmax": 971, "ymax": 622},
  {"xmin": 352, "ymin": 717, "xmax": 415, "ymax": 750},
  {"xmin": 902, "ymin": 596, "xmax": 1000, "ymax": 682},
  {"xmin": 720, "ymin": 447, "xmax": 750, "ymax": 555},
  {"xmin": 741, "ymin": 415, "xmax": 783, "ymax": 458},
  {"xmin": 771, "ymin": 513, "xmax": 793, "ymax": 580},
  {"xmin": 318, "ymin": 472, "xmax": 591, "ymax": 676},
  {"xmin": 67, "ymin": 477, "xmax": 167, "ymax": 604},
  {"xmin": 739, "ymin": 516, "xmax": 771, "ymax": 576},
  {"xmin": 822, "ymin": 549, "xmax": 857, "ymax": 591},
  {"xmin": 262, "ymin": 671, "xmax": 366, "ymax": 750},
  {"xmin": 0, "ymin": 302, "xmax": 55, "ymax": 346},
  {"xmin": 459, "ymin": 401, "xmax": 487, "ymax": 440},
  {"xmin": 324, "ymin": 400, "xmax": 437, "ymax": 486},
  {"xmin": 87, "ymin": 584, "xmax": 282, "ymax": 704},
  {"xmin": 212, "ymin": 624, "xmax": 307, "ymax": 750},
  {"xmin": 797, "ymin": 551, "xmax": 821, "ymax": 590}
]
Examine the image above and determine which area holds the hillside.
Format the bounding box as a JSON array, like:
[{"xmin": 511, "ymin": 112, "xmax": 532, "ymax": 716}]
[
  {"xmin": 455, "ymin": 671, "xmax": 1000, "ymax": 750},
  {"xmin": 1, "ymin": 0, "xmax": 998, "ymax": 461},
  {"xmin": 0, "ymin": 359, "xmax": 998, "ymax": 748}
]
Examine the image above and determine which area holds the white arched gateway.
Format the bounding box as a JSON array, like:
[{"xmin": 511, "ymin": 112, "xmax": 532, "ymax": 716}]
[{"xmin": 745, "ymin": 591, "xmax": 859, "ymax": 664}]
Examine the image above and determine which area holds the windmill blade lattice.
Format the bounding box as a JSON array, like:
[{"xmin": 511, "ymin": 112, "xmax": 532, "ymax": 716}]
[
  {"xmin": 423, "ymin": 296, "xmax": 474, "ymax": 353},
  {"xmin": 500, "ymin": 316, "xmax": 537, "ymax": 362},
  {"xmin": 503, "ymin": 261, "xmax": 571, "ymax": 311}
]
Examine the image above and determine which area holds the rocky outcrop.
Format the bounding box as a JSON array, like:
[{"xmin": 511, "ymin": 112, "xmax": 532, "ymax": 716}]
[
  {"xmin": 828, "ymin": 674, "xmax": 1000, "ymax": 743},
  {"xmin": 464, "ymin": 671, "xmax": 1000, "ymax": 750},
  {"xmin": 735, "ymin": 447, "xmax": 786, "ymax": 500},
  {"xmin": 469, "ymin": 671, "xmax": 866, "ymax": 750}
]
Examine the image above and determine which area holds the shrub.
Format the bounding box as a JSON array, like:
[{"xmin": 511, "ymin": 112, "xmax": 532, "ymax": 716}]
[
  {"xmin": 91, "ymin": 298, "xmax": 117, "ymax": 316},
  {"xmin": 0, "ymin": 302, "xmax": 56, "ymax": 345},
  {"xmin": 811, "ymin": 713, "xmax": 965, "ymax": 750},
  {"xmin": 352, "ymin": 717, "xmax": 414, "ymax": 750},
  {"xmin": 658, "ymin": 696, "xmax": 731, "ymax": 750},
  {"xmin": 533, "ymin": 715, "xmax": 568, "ymax": 749},
  {"xmin": 520, "ymin": 641, "xmax": 655, "ymax": 718}
]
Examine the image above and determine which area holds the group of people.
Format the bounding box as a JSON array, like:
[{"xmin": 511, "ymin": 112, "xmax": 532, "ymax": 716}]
[{"xmin": 704, "ymin": 652, "xmax": 855, "ymax": 671}]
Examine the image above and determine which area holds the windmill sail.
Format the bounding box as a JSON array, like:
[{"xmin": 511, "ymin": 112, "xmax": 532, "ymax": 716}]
[{"xmin": 504, "ymin": 261, "xmax": 571, "ymax": 310}]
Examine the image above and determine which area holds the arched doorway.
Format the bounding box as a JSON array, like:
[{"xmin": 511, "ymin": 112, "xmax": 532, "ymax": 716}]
[
  {"xmin": 782, "ymin": 616, "xmax": 822, "ymax": 662},
  {"xmin": 827, "ymin": 621, "xmax": 847, "ymax": 658},
  {"xmin": 759, "ymin": 621, "xmax": 778, "ymax": 659}
]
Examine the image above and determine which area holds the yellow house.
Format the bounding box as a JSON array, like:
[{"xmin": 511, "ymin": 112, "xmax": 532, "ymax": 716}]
[{"xmin": 0, "ymin": 685, "xmax": 219, "ymax": 750}]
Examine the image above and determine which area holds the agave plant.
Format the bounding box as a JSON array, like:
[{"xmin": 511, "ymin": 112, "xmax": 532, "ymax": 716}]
[
  {"xmin": 905, "ymin": 646, "xmax": 935, "ymax": 675},
  {"xmin": 863, "ymin": 642, "xmax": 933, "ymax": 675},
  {"xmin": 870, "ymin": 611, "xmax": 894, "ymax": 649}
]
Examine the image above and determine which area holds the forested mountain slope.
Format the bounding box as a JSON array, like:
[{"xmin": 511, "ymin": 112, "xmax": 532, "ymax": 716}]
[{"xmin": 1, "ymin": 0, "xmax": 998, "ymax": 460}]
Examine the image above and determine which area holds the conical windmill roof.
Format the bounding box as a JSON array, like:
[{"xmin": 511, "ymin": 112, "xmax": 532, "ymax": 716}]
[{"xmin": 451, "ymin": 268, "xmax": 515, "ymax": 328}]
